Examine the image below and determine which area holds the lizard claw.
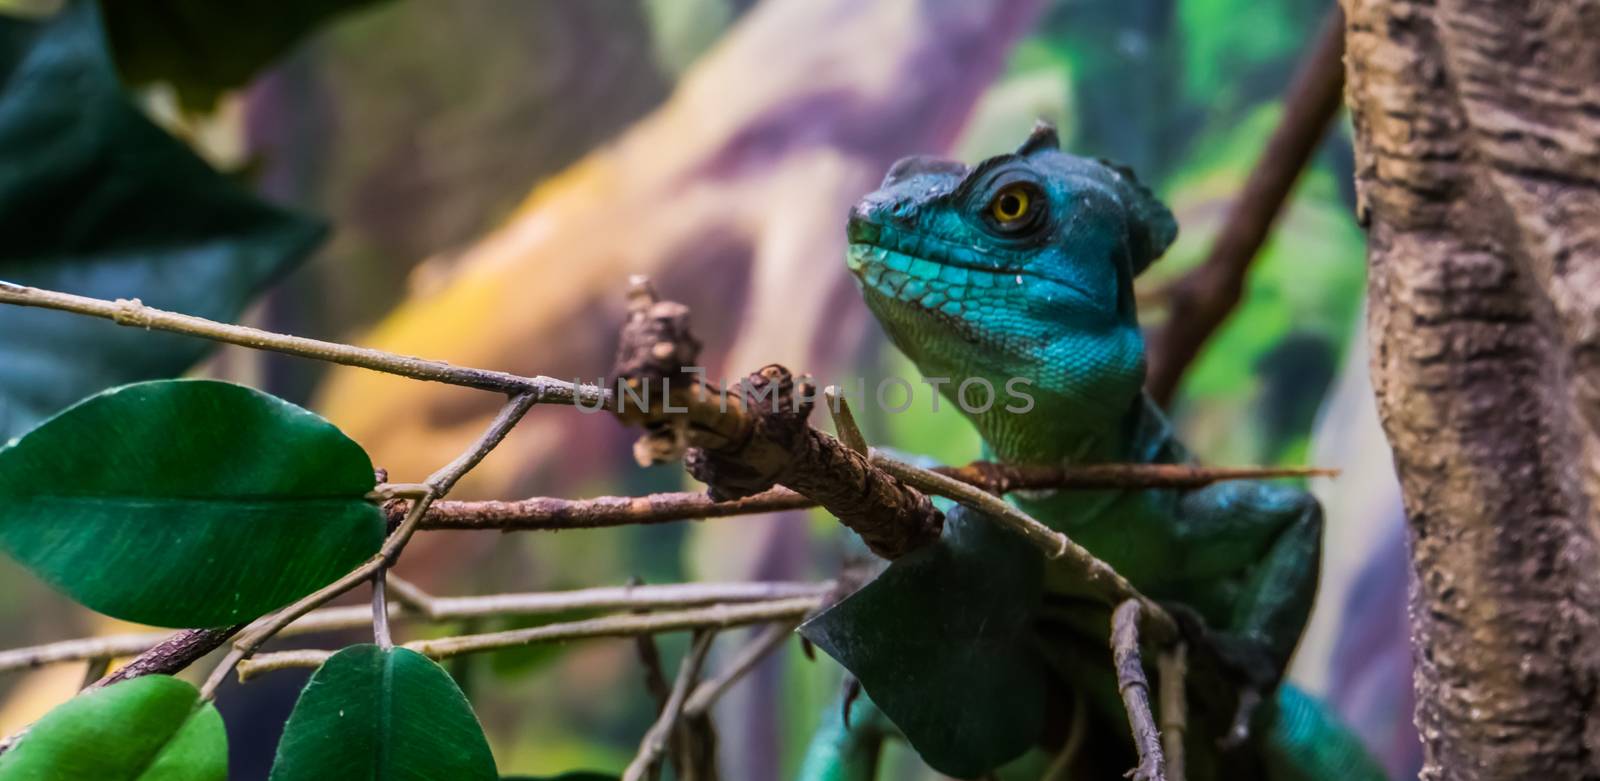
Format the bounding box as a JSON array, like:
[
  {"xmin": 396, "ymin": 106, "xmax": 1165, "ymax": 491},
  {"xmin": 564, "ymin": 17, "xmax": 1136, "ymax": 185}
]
[
  {"xmin": 1159, "ymin": 601, "xmax": 1280, "ymax": 747},
  {"xmin": 841, "ymin": 675, "xmax": 863, "ymax": 728},
  {"xmin": 1220, "ymin": 687, "xmax": 1262, "ymax": 749}
]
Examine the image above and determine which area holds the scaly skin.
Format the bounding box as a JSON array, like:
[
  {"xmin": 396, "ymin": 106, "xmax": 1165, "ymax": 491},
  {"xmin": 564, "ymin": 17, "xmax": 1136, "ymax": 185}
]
[{"xmin": 798, "ymin": 124, "xmax": 1388, "ymax": 781}]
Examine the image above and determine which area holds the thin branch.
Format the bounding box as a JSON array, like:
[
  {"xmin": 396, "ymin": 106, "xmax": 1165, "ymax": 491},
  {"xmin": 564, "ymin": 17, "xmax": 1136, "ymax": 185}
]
[
  {"xmin": 0, "ymin": 281, "xmax": 606, "ymax": 407},
  {"xmin": 1112, "ymin": 600, "xmax": 1166, "ymax": 781},
  {"xmin": 874, "ymin": 451, "xmax": 1180, "ymax": 644},
  {"xmin": 199, "ymin": 392, "xmax": 538, "ymax": 698},
  {"xmin": 0, "ymin": 582, "xmax": 832, "ymax": 674},
  {"xmin": 410, "ymin": 463, "xmax": 1333, "ymax": 532},
  {"xmin": 237, "ymin": 596, "xmax": 822, "ymax": 679},
  {"xmin": 1158, "ymin": 645, "xmax": 1189, "ymax": 781},
  {"xmin": 624, "ymin": 630, "xmax": 716, "ymax": 781},
  {"xmin": 683, "ymin": 621, "xmax": 797, "ymax": 718},
  {"xmin": 95, "ymin": 626, "xmax": 243, "ymax": 688},
  {"xmin": 384, "ymin": 573, "xmax": 433, "ymax": 615},
  {"xmin": 628, "ymin": 578, "xmax": 674, "ymax": 709},
  {"xmin": 200, "ymin": 487, "xmax": 435, "ymax": 699},
  {"xmin": 0, "ymin": 632, "xmax": 172, "ymax": 672},
  {"xmin": 871, "ymin": 451, "xmax": 1072, "ymax": 557},
  {"xmin": 1142, "ymin": 6, "xmax": 1347, "ymax": 405},
  {"xmin": 425, "ymin": 391, "xmax": 542, "ymax": 493},
  {"xmin": 932, "ymin": 461, "xmax": 1337, "ymax": 494}
]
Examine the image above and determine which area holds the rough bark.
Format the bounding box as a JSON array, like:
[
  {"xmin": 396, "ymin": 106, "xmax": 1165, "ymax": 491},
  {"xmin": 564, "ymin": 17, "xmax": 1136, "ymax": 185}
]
[{"xmin": 1344, "ymin": 1, "xmax": 1600, "ymax": 778}]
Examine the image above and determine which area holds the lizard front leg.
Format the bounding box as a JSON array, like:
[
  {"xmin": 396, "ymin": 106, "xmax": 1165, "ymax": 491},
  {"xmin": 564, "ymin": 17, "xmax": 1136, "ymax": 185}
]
[{"xmin": 1169, "ymin": 481, "xmax": 1323, "ymax": 739}]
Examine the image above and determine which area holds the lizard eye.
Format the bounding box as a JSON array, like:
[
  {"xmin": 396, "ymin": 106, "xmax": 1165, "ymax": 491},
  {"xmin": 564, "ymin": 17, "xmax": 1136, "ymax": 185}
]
[{"xmin": 986, "ymin": 183, "xmax": 1041, "ymax": 231}]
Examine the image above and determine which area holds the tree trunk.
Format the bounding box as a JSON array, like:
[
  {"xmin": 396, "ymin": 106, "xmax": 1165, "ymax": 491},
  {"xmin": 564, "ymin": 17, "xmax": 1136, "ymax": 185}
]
[{"xmin": 1343, "ymin": 0, "xmax": 1600, "ymax": 778}]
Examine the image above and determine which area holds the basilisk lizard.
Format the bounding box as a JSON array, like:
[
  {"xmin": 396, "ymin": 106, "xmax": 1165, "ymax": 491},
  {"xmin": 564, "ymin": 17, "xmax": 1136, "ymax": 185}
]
[{"xmin": 794, "ymin": 124, "xmax": 1388, "ymax": 781}]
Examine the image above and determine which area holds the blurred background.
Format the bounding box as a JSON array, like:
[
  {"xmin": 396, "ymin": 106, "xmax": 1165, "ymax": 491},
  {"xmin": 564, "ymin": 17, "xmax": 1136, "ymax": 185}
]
[{"xmin": 0, "ymin": 0, "xmax": 1418, "ymax": 778}]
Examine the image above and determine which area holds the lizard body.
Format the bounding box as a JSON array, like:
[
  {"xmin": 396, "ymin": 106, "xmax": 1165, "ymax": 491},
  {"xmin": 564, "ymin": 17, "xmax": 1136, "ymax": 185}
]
[{"xmin": 795, "ymin": 124, "xmax": 1387, "ymax": 781}]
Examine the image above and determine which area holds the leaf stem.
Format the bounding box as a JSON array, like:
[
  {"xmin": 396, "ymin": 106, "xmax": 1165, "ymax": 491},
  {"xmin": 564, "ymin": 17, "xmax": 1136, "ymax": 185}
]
[{"xmin": 372, "ymin": 569, "xmax": 392, "ymax": 651}]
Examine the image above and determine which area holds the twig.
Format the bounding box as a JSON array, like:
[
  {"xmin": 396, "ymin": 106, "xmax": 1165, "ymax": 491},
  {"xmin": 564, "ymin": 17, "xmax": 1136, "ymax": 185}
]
[
  {"xmin": 1112, "ymin": 600, "xmax": 1166, "ymax": 781},
  {"xmin": 870, "ymin": 451, "xmax": 1072, "ymax": 557},
  {"xmin": 873, "ymin": 451, "xmax": 1180, "ymax": 644},
  {"xmin": 683, "ymin": 621, "xmax": 797, "ymax": 718},
  {"xmin": 409, "ymin": 463, "xmax": 1334, "ymax": 531},
  {"xmin": 629, "ymin": 578, "xmax": 674, "ymax": 709},
  {"xmin": 931, "ymin": 462, "xmax": 1337, "ymax": 494},
  {"xmin": 1159, "ymin": 645, "xmax": 1189, "ymax": 781},
  {"xmin": 384, "ymin": 573, "xmax": 433, "ymax": 614},
  {"xmin": 1142, "ymin": 6, "xmax": 1347, "ymax": 405},
  {"xmin": 0, "ymin": 632, "xmax": 172, "ymax": 673},
  {"xmin": 0, "ymin": 582, "xmax": 832, "ymax": 674},
  {"xmin": 0, "ymin": 281, "xmax": 605, "ymax": 407},
  {"xmin": 624, "ymin": 630, "xmax": 716, "ymax": 781},
  {"xmin": 237, "ymin": 596, "xmax": 822, "ymax": 679},
  {"xmin": 95, "ymin": 626, "xmax": 243, "ymax": 688},
  {"xmin": 198, "ymin": 391, "xmax": 538, "ymax": 698}
]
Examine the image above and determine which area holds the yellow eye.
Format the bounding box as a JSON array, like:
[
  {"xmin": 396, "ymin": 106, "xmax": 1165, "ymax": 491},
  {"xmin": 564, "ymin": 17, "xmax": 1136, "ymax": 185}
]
[{"xmin": 990, "ymin": 185, "xmax": 1031, "ymax": 223}]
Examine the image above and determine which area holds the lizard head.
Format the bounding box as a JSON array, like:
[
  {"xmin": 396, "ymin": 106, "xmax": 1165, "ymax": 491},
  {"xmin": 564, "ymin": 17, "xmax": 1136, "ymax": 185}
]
[{"xmin": 845, "ymin": 122, "xmax": 1176, "ymax": 454}]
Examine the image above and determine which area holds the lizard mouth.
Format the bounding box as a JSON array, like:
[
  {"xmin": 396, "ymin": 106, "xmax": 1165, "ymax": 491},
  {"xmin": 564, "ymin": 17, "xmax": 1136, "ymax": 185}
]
[
  {"xmin": 846, "ymin": 217, "xmax": 1025, "ymax": 278},
  {"xmin": 845, "ymin": 218, "xmax": 1097, "ymax": 312}
]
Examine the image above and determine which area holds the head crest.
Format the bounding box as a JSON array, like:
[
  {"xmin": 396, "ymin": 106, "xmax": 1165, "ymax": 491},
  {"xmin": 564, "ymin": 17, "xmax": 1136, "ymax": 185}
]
[{"xmin": 1015, "ymin": 120, "xmax": 1059, "ymax": 156}]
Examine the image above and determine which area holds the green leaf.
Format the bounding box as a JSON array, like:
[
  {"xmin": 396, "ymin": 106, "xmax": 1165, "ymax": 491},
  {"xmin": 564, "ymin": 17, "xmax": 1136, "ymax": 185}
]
[
  {"xmin": 0, "ymin": 1, "xmax": 325, "ymax": 440},
  {"xmin": 100, "ymin": 0, "xmax": 390, "ymax": 109},
  {"xmin": 0, "ymin": 379, "xmax": 383, "ymax": 627},
  {"xmin": 0, "ymin": 675, "xmax": 226, "ymax": 780},
  {"xmin": 798, "ymin": 506, "xmax": 1050, "ymax": 779},
  {"xmin": 270, "ymin": 644, "xmax": 498, "ymax": 781}
]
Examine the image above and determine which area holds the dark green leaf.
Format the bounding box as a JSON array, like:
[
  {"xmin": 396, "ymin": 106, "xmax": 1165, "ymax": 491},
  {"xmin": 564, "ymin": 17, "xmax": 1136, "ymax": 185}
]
[
  {"xmin": 0, "ymin": 379, "xmax": 383, "ymax": 627},
  {"xmin": 798, "ymin": 506, "xmax": 1050, "ymax": 779},
  {"xmin": 270, "ymin": 644, "xmax": 498, "ymax": 781},
  {"xmin": 0, "ymin": 675, "xmax": 226, "ymax": 780},
  {"xmin": 0, "ymin": 1, "xmax": 325, "ymax": 439},
  {"xmin": 100, "ymin": 0, "xmax": 390, "ymax": 109}
]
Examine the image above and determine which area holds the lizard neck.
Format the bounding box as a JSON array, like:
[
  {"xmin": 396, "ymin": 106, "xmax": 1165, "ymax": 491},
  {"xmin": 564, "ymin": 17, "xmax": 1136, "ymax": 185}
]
[{"xmin": 975, "ymin": 391, "xmax": 1177, "ymax": 467}]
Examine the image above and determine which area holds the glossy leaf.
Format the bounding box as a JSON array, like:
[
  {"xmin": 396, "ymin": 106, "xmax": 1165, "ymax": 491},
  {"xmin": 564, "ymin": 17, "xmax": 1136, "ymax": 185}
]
[
  {"xmin": 0, "ymin": 675, "xmax": 226, "ymax": 780},
  {"xmin": 798, "ymin": 506, "xmax": 1051, "ymax": 779},
  {"xmin": 101, "ymin": 0, "xmax": 391, "ymax": 109},
  {"xmin": 0, "ymin": 1, "xmax": 325, "ymax": 440},
  {"xmin": 0, "ymin": 380, "xmax": 383, "ymax": 627},
  {"xmin": 270, "ymin": 644, "xmax": 498, "ymax": 781}
]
